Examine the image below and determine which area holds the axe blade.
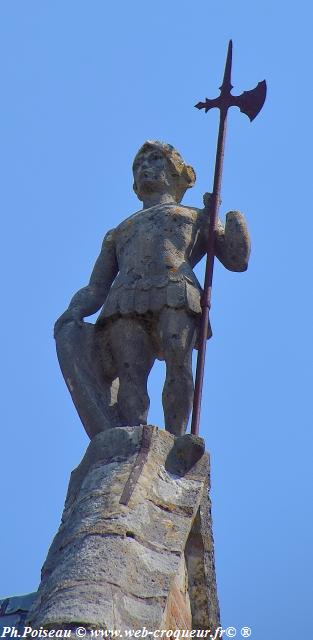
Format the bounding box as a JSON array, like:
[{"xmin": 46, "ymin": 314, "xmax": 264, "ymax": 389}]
[{"xmin": 232, "ymin": 79, "xmax": 267, "ymax": 121}]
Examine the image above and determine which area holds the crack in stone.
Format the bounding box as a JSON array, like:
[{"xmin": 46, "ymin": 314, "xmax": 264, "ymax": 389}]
[
  {"xmin": 39, "ymin": 578, "xmax": 169, "ymax": 604},
  {"xmin": 147, "ymin": 497, "xmax": 194, "ymax": 517}
]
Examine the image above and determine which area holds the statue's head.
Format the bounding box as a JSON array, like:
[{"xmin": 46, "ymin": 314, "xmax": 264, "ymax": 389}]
[{"xmin": 132, "ymin": 141, "xmax": 196, "ymax": 203}]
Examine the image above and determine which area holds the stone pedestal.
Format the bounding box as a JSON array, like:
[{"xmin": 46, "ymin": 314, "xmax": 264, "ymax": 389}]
[{"xmin": 28, "ymin": 426, "xmax": 220, "ymax": 632}]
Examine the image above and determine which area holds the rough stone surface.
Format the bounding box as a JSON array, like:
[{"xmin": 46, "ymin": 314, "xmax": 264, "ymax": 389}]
[
  {"xmin": 0, "ymin": 593, "xmax": 37, "ymax": 635},
  {"xmin": 27, "ymin": 426, "xmax": 220, "ymax": 633},
  {"xmin": 54, "ymin": 141, "xmax": 250, "ymax": 439},
  {"xmin": 161, "ymin": 555, "xmax": 192, "ymax": 629}
]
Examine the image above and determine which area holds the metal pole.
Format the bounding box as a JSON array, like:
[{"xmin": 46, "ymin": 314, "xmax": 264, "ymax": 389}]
[
  {"xmin": 190, "ymin": 40, "xmax": 266, "ymax": 436},
  {"xmin": 190, "ymin": 108, "xmax": 228, "ymax": 435}
]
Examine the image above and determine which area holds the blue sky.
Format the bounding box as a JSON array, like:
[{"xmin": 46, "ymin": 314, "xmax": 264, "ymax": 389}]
[{"xmin": 0, "ymin": 2, "xmax": 312, "ymax": 638}]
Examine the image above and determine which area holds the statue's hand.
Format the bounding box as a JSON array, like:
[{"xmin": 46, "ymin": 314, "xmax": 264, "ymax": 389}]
[
  {"xmin": 54, "ymin": 308, "xmax": 84, "ymax": 338},
  {"xmin": 202, "ymin": 192, "xmax": 221, "ymax": 211},
  {"xmin": 203, "ymin": 192, "xmax": 213, "ymax": 210}
]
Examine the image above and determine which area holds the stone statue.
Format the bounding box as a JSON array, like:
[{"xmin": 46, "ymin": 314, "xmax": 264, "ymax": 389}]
[{"xmin": 54, "ymin": 141, "xmax": 250, "ymax": 439}]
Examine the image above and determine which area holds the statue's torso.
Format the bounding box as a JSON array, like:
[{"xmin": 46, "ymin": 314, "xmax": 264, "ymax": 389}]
[{"xmin": 98, "ymin": 203, "xmax": 206, "ymax": 321}]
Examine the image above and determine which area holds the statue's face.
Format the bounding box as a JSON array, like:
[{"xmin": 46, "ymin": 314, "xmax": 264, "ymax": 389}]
[{"xmin": 133, "ymin": 148, "xmax": 177, "ymax": 199}]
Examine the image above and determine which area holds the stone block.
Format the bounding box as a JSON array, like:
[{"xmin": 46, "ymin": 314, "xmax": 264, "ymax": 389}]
[{"xmin": 27, "ymin": 426, "xmax": 219, "ymax": 633}]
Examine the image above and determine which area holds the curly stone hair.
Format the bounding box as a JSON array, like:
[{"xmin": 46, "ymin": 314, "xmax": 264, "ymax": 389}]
[{"xmin": 132, "ymin": 140, "xmax": 196, "ymax": 203}]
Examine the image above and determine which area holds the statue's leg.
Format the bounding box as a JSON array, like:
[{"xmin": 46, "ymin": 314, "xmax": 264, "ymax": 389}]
[
  {"xmin": 108, "ymin": 317, "xmax": 155, "ymax": 426},
  {"xmin": 157, "ymin": 308, "xmax": 197, "ymax": 436}
]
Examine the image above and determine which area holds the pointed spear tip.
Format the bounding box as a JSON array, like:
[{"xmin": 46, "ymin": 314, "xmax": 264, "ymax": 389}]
[{"xmin": 220, "ymin": 39, "xmax": 233, "ymax": 93}]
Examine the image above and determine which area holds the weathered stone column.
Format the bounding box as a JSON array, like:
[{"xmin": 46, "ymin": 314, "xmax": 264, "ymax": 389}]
[{"xmin": 28, "ymin": 426, "xmax": 220, "ymax": 632}]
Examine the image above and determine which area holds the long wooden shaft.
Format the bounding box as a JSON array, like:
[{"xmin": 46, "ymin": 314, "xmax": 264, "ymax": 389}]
[{"xmin": 191, "ymin": 108, "xmax": 228, "ymax": 435}]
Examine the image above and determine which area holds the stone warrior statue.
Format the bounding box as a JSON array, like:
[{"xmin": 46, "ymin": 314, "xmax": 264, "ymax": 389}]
[{"xmin": 54, "ymin": 141, "xmax": 250, "ymax": 439}]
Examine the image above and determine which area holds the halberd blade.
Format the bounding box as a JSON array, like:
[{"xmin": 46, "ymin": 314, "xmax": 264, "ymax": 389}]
[{"xmin": 232, "ymin": 80, "xmax": 267, "ymax": 121}]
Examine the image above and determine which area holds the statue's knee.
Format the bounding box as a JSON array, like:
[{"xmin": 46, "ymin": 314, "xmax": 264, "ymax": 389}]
[
  {"xmin": 118, "ymin": 366, "xmax": 148, "ymax": 389},
  {"xmin": 163, "ymin": 337, "xmax": 191, "ymax": 364},
  {"xmin": 165, "ymin": 359, "xmax": 193, "ymax": 384}
]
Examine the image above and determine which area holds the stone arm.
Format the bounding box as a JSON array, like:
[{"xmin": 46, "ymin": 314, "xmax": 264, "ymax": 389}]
[
  {"xmin": 54, "ymin": 229, "xmax": 118, "ymax": 337},
  {"xmin": 189, "ymin": 194, "xmax": 251, "ymax": 272}
]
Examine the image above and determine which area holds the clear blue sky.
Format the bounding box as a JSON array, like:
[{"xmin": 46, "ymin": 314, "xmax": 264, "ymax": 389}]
[{"xmin": 1, "ymin": 2, "xmax": 312, "ymax": 638}]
